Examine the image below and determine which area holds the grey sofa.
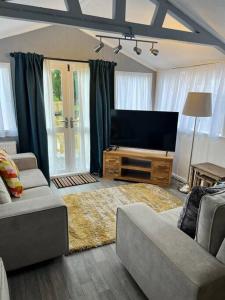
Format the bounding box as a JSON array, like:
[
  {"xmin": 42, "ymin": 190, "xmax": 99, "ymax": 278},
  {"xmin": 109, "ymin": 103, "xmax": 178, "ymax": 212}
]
[
  {"xmin": 0, "ymin": 153, "xmax": 68, "ymax": 271},
  {"xmin": 116, "ymin": 193, "xmax": 225, "ymax": 300}
]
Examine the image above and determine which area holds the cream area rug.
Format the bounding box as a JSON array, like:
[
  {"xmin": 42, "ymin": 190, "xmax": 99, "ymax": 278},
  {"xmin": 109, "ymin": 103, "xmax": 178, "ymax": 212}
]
[{"xmin": 64, "ymin": 183, "xmax": 182, "ymax": 253}]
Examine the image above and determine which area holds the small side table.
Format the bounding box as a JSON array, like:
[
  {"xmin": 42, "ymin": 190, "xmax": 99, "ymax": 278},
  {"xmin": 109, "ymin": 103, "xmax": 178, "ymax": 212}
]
[
  {"xmin": 0, "ymin": 258, "xmax": 10, "ymax": 300},
  {"xmin": 190, "ymin": 163, "xmax": 225, "ymax": 188}
]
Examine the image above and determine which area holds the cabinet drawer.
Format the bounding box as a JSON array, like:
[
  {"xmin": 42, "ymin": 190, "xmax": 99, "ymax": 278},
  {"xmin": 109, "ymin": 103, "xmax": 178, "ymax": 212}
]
[
  {"xmin": 104, "ymin": 168, "xmax": 120, "ymax": 178},
  {"xmin": 105, "ymin": 158, "xmax": 120, "ymax": 165},
  {"xmin": 153, "ymin": 161, "xmax": 171, "ymax": 175}
]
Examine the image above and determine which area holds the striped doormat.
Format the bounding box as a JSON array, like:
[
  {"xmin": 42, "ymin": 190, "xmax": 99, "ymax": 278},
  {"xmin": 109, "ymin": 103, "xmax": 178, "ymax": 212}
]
[{"xmin": 52, "ymin": 174, "xmax": 97, "ymax": 189}]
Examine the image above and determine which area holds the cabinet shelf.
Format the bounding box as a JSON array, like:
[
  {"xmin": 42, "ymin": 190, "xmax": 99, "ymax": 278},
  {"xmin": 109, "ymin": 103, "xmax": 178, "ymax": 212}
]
[
  {"xmin": 103, "ymin": 148, "xmax": 173, "ymax": 186},
  {"xmin": 121, "ymin": 165, "xmax": 152, "ymax": 172}
]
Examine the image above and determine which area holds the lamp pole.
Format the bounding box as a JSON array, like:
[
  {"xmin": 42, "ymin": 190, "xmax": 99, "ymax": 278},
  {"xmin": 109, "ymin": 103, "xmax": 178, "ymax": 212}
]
[
  {"xmin": 187, "ymin": 117, "xmax": 197, "ymax": 185},
  {"xmin": 178, "ymin": 92, "xmax": 212, "ymax": 194}
]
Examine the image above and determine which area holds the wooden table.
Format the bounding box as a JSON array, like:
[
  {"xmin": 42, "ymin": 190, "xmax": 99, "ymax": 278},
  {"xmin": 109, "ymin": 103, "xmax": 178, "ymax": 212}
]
[{"xmin": 190, "ymin": 162, "xmax": 225, "ymax": 188}]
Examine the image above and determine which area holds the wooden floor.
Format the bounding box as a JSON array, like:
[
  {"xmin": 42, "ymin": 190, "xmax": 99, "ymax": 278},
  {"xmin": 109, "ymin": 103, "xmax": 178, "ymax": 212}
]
[{"xmin": 7, "ymin": 177, "xmax": 185, "ymax": 300}]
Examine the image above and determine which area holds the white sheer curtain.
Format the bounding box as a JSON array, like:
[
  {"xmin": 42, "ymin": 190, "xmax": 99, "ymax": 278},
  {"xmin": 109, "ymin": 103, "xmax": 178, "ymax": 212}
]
[
  {"xmin": 0, "ymin": 63, "xmax": 17, "ymax": 137},
  {"xmin": 155, "ymin": 62, "xmax": 225, "ymax": 180},
  {"xmin": 115, "ymin": 71, "xmax": 152, "ymax": 110},
  {"xmin": 73, "ymin": 63, "xmax": 90, "ymax": 173},
  {"xmin": 43, "ymin": 60, "xmax": 57, "ymax": 175}
]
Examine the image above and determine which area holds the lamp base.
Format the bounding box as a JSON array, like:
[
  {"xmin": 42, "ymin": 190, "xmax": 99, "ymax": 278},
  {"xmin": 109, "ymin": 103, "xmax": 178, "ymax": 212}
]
[{"xmin": 178, "ymin": 184, "xmax": 191, "ymax": 194}]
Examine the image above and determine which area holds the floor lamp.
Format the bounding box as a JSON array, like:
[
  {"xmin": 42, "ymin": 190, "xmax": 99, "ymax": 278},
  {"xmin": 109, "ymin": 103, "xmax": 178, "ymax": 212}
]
[{"xmin": 179, "ymin": 92, "xmax": 212, "ymax": 194}]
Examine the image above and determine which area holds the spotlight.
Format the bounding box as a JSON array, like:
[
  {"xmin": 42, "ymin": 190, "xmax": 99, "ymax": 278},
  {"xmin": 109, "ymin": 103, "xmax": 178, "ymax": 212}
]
[
  {"xmin": 94, "ymin": 38, "xmax": 104, "ymax": 53},
  {"xmin": 113, "ymin": 39, "xmax": 122, "ymax": 54},
  {"xmin": 150, "ymin": 44, "xmax": 159, "ymax": 56},
  {"xmin": 133, "ymin": 41, "xmax": 142, "ymax": 55}
]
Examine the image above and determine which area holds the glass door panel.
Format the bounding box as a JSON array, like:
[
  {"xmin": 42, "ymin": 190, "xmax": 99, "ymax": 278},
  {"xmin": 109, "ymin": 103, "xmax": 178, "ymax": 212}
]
[
  {"xmin": 51, "ymin": 69, "xmax": 64, "ymax": 128},
  {"xmin": 70, "ymin": 63, "xmax": 90, "ymax": 173},
  {"xmin": 55, "ymin": 132, "xmax": 66, "ymax": 171},
  {"xmin": 48, "ymin": 62, "xmax": 69, "ymax": 175},
  {"xmin": 45, "ymin": 60, "xmax": 90, "ymax": 176}
]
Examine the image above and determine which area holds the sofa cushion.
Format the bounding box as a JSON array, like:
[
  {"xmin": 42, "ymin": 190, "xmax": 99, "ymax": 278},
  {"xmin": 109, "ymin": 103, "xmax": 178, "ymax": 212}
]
[
  {"xmin": 12, "ymin": 186, "xmax": 53, "ymax": 202},
  {"xmin": 10, "ymin": 153, "xmax": 38, "ymax": 171},
  {"xmin": 196, "ymin": 190, "xmax": 225, "ymax": 256},
  {"xmin": 160, "ymin": 207, "xmax": 181, "ymax": 227},
  {"xmin": 177, "ymin": 186, "xmax": 225, "ymax": 238},
  {"xmin": 19, "ymin": 169, "xmax": 48, "ymax": 190},
  {"xmin": 0, "ymin": 177, "xmax": 11, "ymax": 204},
  {"xmin": 0, "ymin": 150, "xmax": 23, "ymax": 198}
]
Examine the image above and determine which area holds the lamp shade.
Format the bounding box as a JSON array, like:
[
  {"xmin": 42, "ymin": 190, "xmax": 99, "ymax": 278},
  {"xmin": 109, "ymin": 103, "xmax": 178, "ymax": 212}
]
[{"xmin": 182, "ymin": 92, "xmax": 212, "ymax": 117}]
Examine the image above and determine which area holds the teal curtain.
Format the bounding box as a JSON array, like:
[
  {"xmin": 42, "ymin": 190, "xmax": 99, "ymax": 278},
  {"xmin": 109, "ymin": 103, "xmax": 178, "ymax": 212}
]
[
  {"xmin": 12, "ymin": 52, "xmax": 50, "ymax": 183},
  {"xmin": 89, "ymin": 60, "xmax": 116, "ymax": 176}
]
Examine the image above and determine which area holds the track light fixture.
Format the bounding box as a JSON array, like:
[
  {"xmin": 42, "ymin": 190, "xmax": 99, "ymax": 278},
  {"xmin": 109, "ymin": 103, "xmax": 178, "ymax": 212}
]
[
  {"xmin": 133, "ymin": 41, "xmax": 142, "ymax": 55},
  {"xmin": 150, "ymin": 43, "xmax": 159, "ymax": 56},
  {"xmin": 113, "ymin": 39, "xmax": 122, "ymax": 54},
  {"xmin": 94, "ymin": 38, "xmax": 104, "ymax": 53},
  {"xmin": 94, "ymin": 35, "xmax": 159, "ymax": 57}
]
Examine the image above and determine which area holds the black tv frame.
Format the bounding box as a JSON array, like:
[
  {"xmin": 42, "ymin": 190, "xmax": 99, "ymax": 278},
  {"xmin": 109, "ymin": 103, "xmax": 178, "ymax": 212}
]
[{"xmin": 110, "ymin": 109, "xmax": 179, "ymax": 153}]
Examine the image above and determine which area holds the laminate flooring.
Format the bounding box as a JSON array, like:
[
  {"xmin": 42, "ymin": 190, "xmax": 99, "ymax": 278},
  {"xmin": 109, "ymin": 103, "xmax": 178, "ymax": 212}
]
[{"xmin": 7, "ymin": 177, "xmax": 185, "ymax": 300}]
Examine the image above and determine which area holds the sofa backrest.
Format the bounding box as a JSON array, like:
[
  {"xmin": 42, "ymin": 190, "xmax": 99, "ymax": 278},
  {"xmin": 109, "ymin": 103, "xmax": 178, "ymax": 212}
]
[{"xmin": 196, "ymin": 190, "xmax": 225, "ymax": 256}]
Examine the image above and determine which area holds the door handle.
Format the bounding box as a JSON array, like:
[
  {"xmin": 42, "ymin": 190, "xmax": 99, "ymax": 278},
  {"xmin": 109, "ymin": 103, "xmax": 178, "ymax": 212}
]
[
  {"xmin": 70, "ymin": 117, "xmax": 77, "ymax": 128},
  {"xmin": 59, "ymin": 117, "xmax": 69, "ymax": 128}
]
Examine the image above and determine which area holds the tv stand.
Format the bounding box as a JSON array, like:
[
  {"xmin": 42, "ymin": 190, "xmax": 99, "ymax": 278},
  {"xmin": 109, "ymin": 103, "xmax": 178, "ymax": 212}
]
[{"xmin": 103, "ymin": 148, "xmax": 173, "ymax": 186}]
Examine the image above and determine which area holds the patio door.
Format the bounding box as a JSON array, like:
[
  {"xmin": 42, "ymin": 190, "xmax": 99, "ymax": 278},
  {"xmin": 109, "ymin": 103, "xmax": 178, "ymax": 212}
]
[{"xmin": 44, "ymin": 60, "xmax": 90, "ymax": 176}]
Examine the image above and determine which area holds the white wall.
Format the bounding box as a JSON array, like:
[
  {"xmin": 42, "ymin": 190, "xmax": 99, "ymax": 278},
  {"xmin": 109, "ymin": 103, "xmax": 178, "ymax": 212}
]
[
  {"xmin": 173, "ymin": 132, "xmax": 225, "ymax": 181},
  {"xmin": 0, "ymin": 25, "xmax": 154, "ymax": 74}
]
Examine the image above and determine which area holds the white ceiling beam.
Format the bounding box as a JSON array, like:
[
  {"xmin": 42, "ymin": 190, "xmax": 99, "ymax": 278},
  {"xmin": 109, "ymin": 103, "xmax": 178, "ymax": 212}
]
[{"xmin": 0, "ymin": 0, "xmax": 224, "ymax": 53}]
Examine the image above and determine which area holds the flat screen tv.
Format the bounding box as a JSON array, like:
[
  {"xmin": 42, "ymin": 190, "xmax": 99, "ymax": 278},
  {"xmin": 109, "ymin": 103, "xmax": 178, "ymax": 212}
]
[{"xmin": 110, "ymin": 110, "xmax": 179, "ymax": 152}]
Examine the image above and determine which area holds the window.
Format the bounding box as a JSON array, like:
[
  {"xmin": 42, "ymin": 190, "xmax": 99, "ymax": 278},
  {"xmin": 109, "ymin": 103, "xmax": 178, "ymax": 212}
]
[
  {"xmin": 115, "ymin": 71, "xmax": 152, "ymax": 110},
  {"xmin": 0, "ymin": 63, "xmax": 17, "ymax": 137},
  {"xmin": 155, "ymin": 62, "xmax": 225, "ymax": 137}
]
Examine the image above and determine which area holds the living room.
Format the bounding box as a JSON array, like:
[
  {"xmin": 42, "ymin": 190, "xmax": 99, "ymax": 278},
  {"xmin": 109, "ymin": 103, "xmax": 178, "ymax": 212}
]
[{"xmin": 0, "ymin": 1, "xmax": 225, "ymax": 300}]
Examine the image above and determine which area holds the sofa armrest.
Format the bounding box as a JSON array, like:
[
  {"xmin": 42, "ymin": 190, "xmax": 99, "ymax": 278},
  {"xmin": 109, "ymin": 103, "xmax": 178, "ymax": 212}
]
[
  {"xmin": 116, "ymin": 203, "xmax": 225, "ymax": 300},
  {"xmin": 10, "ymin": 153, "xmax": 38, "ymax": 170},
  {"xmin": 0, "ymin": 196, "xmax": 69, "ymax": 271}
]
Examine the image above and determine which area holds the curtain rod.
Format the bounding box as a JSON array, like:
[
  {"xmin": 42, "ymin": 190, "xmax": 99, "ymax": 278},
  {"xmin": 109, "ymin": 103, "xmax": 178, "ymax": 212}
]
[
  {"xmin": 44, "ymin": 57, "xmax": 89, "ymax": 63},
  {"xmin": 10, "ymin": 53, "xmax": 116, "ymax": 65},
  {"xmin": 45, "ymin": 57, "xmax": 117, "ymax": 66},
  {"xmin": 10, "ymin": 53, "xmax": 89, "ymax": 63}
]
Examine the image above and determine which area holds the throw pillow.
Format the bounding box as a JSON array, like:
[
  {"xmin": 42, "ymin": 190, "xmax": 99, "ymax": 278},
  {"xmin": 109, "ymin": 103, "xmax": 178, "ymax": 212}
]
[
  {"xmin": 0, "ymin": 176, "xmax": 11, "ymax": 204},
  {"xmin": 0, "ymin": 150, "xmax": 23, "ymax": 198},
  {"xmin": 177, "ymin": 185, "xmax": 225, "ymax": 238},
  {"xmin": 196, "ymin": 190, "xmax": 225, "ymax": 256}
]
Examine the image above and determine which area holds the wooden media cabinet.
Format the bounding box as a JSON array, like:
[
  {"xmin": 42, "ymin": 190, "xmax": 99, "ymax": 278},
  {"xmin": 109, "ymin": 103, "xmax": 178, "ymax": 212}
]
[{"xmin": 103, "ymin": 148, "xmax": 173, "ymax": 186}]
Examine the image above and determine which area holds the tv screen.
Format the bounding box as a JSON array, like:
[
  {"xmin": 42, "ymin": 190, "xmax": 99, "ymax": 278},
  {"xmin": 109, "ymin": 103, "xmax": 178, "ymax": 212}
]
[{"xmin": 110, "ymin": 110, "xmax": 179, "ymax": 152}]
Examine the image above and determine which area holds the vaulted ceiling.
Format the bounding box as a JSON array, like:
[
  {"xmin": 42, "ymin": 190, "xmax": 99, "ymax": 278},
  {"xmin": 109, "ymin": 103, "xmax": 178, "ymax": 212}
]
[{"xmin": 0, "ymin": 0, "xmax": 224, "ymax": 69}]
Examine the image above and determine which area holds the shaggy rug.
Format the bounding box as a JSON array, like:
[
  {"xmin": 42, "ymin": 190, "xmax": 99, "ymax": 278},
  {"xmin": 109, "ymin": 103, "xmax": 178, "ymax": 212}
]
[{"xmin": 64, "ymin": 183, "xmax": 182, "ymax": 253}]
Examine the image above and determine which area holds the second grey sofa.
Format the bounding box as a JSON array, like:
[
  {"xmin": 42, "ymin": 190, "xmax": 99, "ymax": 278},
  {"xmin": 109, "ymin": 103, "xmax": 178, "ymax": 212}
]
[
  {"xmin": 0, "ymin": 153, "xmax": 68, "ymax": 271},
  {"xmin": 116, "ymin": 198, "xmax": 225, "ymax": 300}
]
